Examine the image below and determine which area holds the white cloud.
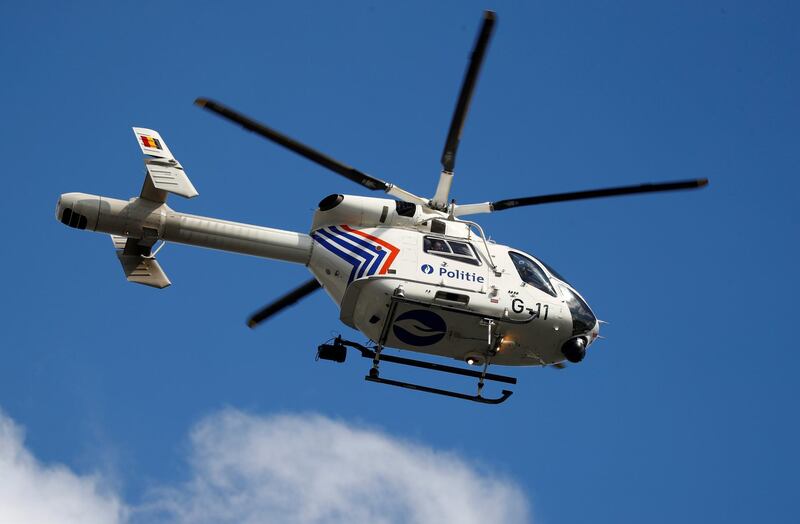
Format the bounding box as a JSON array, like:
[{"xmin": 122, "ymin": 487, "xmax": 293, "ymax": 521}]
[
  {"xmin": 137, "ymin": 410, "xmax": 530, "ymax": 524},
  {"xmin": 0, "ymin": 409, "xmax": 126, "ymax": 524},
  {"xmin": 0, "ymin": 408, "xmax": 530, "ymax": 524}
]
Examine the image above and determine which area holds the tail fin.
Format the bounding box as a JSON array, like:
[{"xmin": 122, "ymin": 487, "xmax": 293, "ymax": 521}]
[
  {"xmin": 111, "ymin": 235, "xmax": 171, "ymax": 289},
  {"xmin": 132, "ymin": 127, "xmax": 199, "ymax": 202},
  {"xmin": 133, "ymin": 127, "xmax": 178, "ymax": 161}
]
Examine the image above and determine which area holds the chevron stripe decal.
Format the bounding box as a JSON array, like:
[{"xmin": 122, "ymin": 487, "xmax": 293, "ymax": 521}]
[{"xmin": 311, "ymin": 225, "xmax": 400, "ymax": 283}]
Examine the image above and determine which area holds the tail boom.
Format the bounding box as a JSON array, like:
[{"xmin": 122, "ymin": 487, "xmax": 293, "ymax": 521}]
[{"xmin": 56, "ymin": 192, "xmax": 312, "ymax": 265}]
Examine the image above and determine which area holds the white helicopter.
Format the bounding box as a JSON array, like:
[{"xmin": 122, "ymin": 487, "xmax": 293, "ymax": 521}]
[{"xmin": 55, "ymin": 11, "xmax": 707, "ymax": 404}]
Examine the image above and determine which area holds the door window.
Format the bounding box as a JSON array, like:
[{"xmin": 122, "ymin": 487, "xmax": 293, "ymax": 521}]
[{"xmin": 508, "ymin": 251, "xmax": 556, "ymax": 296}]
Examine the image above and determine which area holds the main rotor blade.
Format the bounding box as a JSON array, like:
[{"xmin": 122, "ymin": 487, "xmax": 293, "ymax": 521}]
[
  {"xmin": 491, "ymin": 178, "xmax": 709, "ymax": 211},
  {"xmin": 440, "ymin": 10, "xmax": 496, "ymax": 174},
  {"xmin": 195, "ymin": 98, "xmax": 390, "ymax": 192},
  {"xmin": 247, "ymin": 278, "xmax": 322, "ymax": 328}
]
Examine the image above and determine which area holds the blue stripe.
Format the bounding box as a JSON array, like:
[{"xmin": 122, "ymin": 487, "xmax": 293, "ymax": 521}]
[
  {"xmin": 330, "ymin": 226, "xmax": 387, "ymax": 276},
  {"xmin": 328, "ymin": 227, "xmax": 385, "ymax": 276},
  {"xmin": 312, "ymin": 233, "xmax": 359, "ymax": 283},
  {"xmin": 317, "ymin": 228, "xmax": 376, "ymax": 279}
]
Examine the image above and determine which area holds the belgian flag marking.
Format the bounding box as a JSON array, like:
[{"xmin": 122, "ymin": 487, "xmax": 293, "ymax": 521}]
[{"xmin": 140, "ymin": 135, "xmax": 162, "ymax": 150}]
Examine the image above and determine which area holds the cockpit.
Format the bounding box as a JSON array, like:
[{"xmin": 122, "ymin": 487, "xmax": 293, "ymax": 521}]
[{"xmin": 508, "ymin": 250, "xmax": 597, "ymax": 337}]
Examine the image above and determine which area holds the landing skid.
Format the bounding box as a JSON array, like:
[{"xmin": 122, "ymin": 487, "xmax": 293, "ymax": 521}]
[
  {"xmin": 331, "ymin": 337, "xmax": 516, "ymax": 405},
  {"xmin": 365, "ymin": 375, "xmax": 513, "ymax": 405}
]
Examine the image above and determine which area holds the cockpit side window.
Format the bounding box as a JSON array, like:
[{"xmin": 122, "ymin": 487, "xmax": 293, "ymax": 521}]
[
  {"xmin": 424, "ymin": 236, "xmax": 481, "ymax": 266},
  {"xmin": 509, "ymin": 251, "xmax": 557, "ymax": 296},
  {"xmin": 448, "ymin": 241, "xmax": 473, "ymax": 257},
  {"xmin": 424, "ymin": 236, "xmax": 451, "ymax": 254}
]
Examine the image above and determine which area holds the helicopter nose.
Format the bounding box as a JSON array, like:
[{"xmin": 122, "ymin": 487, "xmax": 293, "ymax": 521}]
[{"xmin": 589, "ymin": 318, "xmax": 600, "ymax": 344}]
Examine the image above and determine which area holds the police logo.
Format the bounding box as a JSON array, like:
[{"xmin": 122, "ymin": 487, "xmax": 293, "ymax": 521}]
[
  {"xmin": 392, "ymin": 309, "xmax": 447, "ymax": 346},
  {"xmin": 420, "ymin": 264, "xmax": 434, "ymax": 274}
]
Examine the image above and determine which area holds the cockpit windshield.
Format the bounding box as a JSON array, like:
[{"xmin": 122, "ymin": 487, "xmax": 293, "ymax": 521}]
[
  {"xmin": 537, "ymin": 258, "xmax": 571, "ymax": 286},
  {"xmin": 559, "ymin": 284, "xmax": 597, "ymax": 336},
  {"xmin": 508, "ymin": 252, "xmax": 556, "ymax": 297}
]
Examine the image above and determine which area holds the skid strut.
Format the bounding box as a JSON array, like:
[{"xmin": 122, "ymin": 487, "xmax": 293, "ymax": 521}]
[{"xmin": 332, "ymin": 337, "xmax": 516, "ymax": 405}]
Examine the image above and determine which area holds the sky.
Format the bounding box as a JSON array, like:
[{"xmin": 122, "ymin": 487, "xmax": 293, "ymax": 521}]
[{"xmin": 0, "ymin": 1, "xmax": 798, "ymax": 522}]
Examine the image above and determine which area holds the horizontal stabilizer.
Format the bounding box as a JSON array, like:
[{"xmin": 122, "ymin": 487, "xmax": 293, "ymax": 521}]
[
  {"xmin": 133, "ymin": 127, "xmax": 198, "ymax": 202},
  {"xmin": 111, "ymin": 235, "xmax": 171, "ymax": 289},
  {"xmin": 144, "ymin": 160, "xmax": 198, "ymax": 199},
  {"xmin": 111, "ymin": 234, "xmax": 127, "ymax": 251}
]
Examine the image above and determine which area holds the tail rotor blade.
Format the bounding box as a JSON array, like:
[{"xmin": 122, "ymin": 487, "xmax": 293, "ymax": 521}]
[{"xmin": 247, "ymin": 278, "xmax": 322, "ymax": 328}]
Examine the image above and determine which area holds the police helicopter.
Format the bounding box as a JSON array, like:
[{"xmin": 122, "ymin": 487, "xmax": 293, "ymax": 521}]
[{"xmin": 55, "ymin": 11, "xmax": 707, "ymax": 404}]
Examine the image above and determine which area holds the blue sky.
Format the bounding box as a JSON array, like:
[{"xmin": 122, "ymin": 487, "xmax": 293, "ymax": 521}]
[{"xmin": 1, "ymin": 1, "xmax": 798, "ymax": 522}]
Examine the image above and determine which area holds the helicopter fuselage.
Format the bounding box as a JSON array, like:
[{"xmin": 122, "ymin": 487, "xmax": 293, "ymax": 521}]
[{"xmin": 308, "ymin": 193, "xmax": 599, "ymax": 366}]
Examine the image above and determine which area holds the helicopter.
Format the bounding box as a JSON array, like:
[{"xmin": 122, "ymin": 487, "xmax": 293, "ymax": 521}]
[{"xmin": 55, "ymin": 11, "xmax": 707, "ymax": 404}]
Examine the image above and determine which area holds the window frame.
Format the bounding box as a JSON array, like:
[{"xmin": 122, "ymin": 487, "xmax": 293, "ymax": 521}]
[{"xmin": 423, "ymin": 236, "xmax": 482, "ymax": 266}]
